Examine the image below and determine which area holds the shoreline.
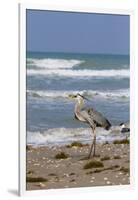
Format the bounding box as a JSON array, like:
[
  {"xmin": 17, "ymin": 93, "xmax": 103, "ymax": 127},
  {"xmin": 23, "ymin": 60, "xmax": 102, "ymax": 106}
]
[{"xmin": 26, "ymin": 139, "xmax": 130, "ymax": 190}]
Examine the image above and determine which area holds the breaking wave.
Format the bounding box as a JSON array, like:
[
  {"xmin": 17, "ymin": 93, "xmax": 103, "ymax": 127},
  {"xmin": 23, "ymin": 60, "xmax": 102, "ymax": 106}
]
[
  {"xmin": 27, "ymin": 58, "xmax": 84, "ymax": 69},
  {"xmin": 27, "ymin": 89, "xmax": 129, "ymax": 100},
  {"xmin": 27, "ymin": 126, "xmax": 128, "ymax": 146},
  {"xmin": 27, "ymin": 68, "xmax": 129, "ymax": 78}
]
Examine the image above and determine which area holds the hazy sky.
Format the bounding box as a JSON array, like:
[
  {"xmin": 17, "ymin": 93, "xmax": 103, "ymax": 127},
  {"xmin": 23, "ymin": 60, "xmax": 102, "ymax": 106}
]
[{"xmin": 27, "ymin": 9, "xmax": 130, "ymax": 55}]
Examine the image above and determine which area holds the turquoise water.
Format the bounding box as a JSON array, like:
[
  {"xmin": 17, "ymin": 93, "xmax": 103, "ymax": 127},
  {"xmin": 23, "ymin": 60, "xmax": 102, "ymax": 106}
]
[{"xmin": 26, "ymin": 52, "xmax": 130, "ymax": 146}]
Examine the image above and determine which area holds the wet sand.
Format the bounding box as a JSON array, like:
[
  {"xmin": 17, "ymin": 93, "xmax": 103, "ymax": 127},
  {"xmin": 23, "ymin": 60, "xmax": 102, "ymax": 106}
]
[{"xmin": 26, "ymin": 141, "xmax": 130, "ymax": 190}]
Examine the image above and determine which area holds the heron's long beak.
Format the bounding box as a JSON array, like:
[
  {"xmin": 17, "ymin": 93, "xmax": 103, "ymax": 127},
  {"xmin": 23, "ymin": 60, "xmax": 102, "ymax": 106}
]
[{"xmin": 79, "ymin": 94, "xmax": 90, "ymax": 101}]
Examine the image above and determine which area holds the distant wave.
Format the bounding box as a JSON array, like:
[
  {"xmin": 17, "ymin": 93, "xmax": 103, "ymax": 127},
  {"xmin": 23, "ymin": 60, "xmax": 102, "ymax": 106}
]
[
  {"xmin": 27, "ymin": 68, "xmax": 129, "ymax": 78},
  {"xmin": 27, "ymin": 89, "xmax": 129, "ymax": 100},
  {"xmin": 27, "ymin": 126, "xmax": 128, "ymax": 146},
  {"xmin": 27, "ymin": 58, "xmax": 84, "ymax": 69}
]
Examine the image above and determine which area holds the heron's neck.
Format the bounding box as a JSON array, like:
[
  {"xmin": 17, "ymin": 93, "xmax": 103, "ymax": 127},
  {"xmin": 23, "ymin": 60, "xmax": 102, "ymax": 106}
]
[{"xmin": 75, "ymin": 99, "xmax": 84, "ymax": 112}]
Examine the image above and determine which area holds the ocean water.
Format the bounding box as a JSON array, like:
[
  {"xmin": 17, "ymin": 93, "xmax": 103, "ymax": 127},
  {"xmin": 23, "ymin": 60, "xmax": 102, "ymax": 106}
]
[{"xmin": 26, "ymin": 52, "xmax": 130, "ymax": 146}]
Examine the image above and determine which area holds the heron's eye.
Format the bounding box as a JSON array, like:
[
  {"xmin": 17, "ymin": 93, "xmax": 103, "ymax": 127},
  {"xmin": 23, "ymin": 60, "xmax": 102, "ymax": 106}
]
[{"xmin": 74, "ymin": 95, "xmax": 77, "ymax": 98}]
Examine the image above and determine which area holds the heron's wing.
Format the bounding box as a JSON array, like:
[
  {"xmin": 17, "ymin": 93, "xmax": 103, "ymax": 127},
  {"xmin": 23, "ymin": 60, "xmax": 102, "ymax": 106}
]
[
  {"xmin": 79, "ymin": 109, "xmax": 95, "ymax": 128},
  {"xmin": 81, "ymin": 107, "xmax": 111, "ymax": 130}
]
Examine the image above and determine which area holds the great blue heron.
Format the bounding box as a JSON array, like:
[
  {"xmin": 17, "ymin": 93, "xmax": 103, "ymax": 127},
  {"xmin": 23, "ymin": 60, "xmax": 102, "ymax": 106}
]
[{"xmin": 70, "ymin": 93, "xmax": 111, "ymax": 159}]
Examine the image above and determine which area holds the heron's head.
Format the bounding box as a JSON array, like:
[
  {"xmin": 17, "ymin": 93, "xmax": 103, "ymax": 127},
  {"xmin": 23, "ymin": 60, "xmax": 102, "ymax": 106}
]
[{"xmin": 68, "ymin": 93, "xmax": 89, "ymax": 103}]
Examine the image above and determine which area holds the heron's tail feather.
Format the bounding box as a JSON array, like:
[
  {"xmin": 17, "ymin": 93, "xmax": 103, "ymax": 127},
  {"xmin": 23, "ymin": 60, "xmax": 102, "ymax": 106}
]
[{"xmin": 105, "ymin": 120, "xmax": 111, "ymax": 130}]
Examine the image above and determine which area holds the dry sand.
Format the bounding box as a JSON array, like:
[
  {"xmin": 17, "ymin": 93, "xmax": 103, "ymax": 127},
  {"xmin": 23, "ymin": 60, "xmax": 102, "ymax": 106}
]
[{"xmin": 26, "ymin": 141, "xmax": 130, "ymax": 190}]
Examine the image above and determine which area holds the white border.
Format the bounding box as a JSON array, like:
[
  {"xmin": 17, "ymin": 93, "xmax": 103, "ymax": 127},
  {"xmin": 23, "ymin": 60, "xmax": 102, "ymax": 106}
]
[
  {"xmin": 19, "ymin": 2, "xmax": 135, "ymax": 197},
  {"xmin": 19, "ymin": 4, "xmax": 26, "ymax": 196}
]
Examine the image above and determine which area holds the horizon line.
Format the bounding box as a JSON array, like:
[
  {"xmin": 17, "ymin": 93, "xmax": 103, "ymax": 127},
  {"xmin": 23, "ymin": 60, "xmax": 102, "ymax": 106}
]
[{"xmin": 26, "ymin": 50, "xmax": 129, "ymax": 56}]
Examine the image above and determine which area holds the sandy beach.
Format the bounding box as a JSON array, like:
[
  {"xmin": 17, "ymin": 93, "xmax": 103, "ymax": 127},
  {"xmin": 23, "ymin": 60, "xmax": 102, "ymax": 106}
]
[{"xmin": 26, "ymin": 139, "xmax": 130, "ymax": 190}]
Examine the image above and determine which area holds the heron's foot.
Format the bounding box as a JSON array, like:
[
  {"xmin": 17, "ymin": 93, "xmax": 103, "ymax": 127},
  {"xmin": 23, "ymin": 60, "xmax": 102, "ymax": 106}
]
[
  {"xmin": 87, "ymin": 154, "xmax": 94, "ymax": 159},
  {"xmin": 79, "ymin": 156, "xmax": 90, "ymax": 161},
  {"xmin": 93, "ymin": 154, "xmax": 100, "ymax": 158},
  {"xmin": 87, "ymin": 153, "xmax": 100, "ymax": 159},
  {"xmin": 87, "ymin": 156, "xmax": 95, "ymax": 159},
  {"xmin": 87, "ymin": 153, "xmax": 94, "ymax": 159}
]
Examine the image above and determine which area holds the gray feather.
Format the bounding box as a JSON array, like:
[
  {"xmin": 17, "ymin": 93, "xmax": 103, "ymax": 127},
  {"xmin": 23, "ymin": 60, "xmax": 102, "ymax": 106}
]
[{"xmin": 81, "ymin": 107, "xmax": 111, "ymax": 130}]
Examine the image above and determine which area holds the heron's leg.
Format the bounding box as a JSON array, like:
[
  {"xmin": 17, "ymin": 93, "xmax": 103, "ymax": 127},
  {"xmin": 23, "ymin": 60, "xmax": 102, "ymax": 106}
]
[
  {"xmin": 88, "ymin": 139, "xmax": 94, "ymax": 159},
  {"xmin": 93, "ymin": 132, "xmax": 96, "ymax": 157},
  {"xmin": 88, "ymin": 127, "xmax": 95, "ymax": 159}
]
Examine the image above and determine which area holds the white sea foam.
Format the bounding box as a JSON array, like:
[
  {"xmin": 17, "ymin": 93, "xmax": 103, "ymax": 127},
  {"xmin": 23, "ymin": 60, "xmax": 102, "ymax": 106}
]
[
  {"xmin": 27, "ymin": 68, "xmax": 129, "ymax": 78},
  {"xmin": 27, "ymin": 89, "xmax": 129, "ymax": 100},
  {"xmin": 27, "ymin": 126, "xmax": 128, "ymax": 146},
  {"xmin": 27, "ymin": 58, "xmax": 84, "ymax": 69}
]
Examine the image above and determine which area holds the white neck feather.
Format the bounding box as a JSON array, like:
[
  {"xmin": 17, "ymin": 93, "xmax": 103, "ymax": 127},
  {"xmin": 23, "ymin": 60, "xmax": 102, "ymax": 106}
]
[{"xmin": 75, "ymin": 96, "xmax": 84, "ymax": 112}]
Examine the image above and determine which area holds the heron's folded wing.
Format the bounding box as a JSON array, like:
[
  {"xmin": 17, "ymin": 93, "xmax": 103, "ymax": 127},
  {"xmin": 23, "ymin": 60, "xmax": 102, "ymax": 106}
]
[
  {"xmin": 79, "ymin": 109, "xmax": 96, "ymax": 128},
  {"xmin": 81, "ymin": 107, "xmax": 111, "ymax": 129}
]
